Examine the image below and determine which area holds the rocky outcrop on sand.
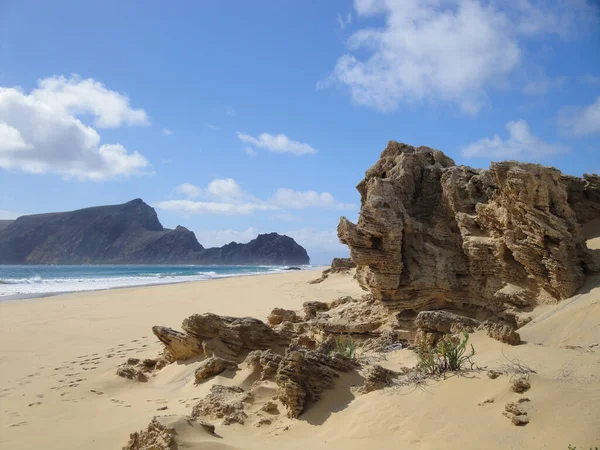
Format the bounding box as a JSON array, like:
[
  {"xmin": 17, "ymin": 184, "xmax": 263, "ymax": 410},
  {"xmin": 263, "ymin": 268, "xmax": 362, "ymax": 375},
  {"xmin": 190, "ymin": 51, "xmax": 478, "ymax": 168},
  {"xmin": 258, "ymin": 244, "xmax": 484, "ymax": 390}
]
[
  {"xmin": 0, "ymin": 199, "xmax": 310, "ymax": 265},
  {"xmin": 123, "ymin": 417, "xmax": 177, "ymax": 450},
  {"xmin": 310, "ymin": 257, "xmax": 357, "ymax": 284},
  {"xmin": 190, "ymin": 385, "xmax": 253, "ymax": 425},
  {"xmin": 116, "ymin": 357, "xmax": 167, "ymax": 382},
  {"xmin": 338, "ymin": 141, "xmax": 599, "ymax": 341},
  {"xmin": 275, "ymin": 347, "xmax": 358, "ymax": 418},
  {"xmin": 194, "ymin": 356, "xmax": 239, "ymax": 383}
]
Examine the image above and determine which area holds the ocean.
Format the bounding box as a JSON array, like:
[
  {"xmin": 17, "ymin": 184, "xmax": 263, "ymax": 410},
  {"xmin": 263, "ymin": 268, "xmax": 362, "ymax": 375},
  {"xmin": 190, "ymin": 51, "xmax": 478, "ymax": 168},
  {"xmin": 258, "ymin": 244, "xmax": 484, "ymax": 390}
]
[{"xmin": 0, "ymin": 264, "xmax": 316, "ymax": 299}]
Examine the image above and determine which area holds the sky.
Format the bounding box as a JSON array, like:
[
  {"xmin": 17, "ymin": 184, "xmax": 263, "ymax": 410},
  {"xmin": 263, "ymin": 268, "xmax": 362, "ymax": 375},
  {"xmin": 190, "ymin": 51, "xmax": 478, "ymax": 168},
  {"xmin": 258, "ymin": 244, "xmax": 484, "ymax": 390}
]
[{"xmin": 0, "ymin": 0, "xmax": 599, "ymax": 264}]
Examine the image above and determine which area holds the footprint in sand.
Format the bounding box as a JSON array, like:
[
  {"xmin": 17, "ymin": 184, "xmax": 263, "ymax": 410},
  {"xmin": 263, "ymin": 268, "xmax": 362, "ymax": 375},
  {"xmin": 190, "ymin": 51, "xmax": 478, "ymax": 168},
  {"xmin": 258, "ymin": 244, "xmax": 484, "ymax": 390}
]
[
  {"xmin": 131, "ymin": 339, "xmax": 139, "ymax": 343},
  {"xmin": 90, "ymin": 390, "xmax": 104, "ymax": 395},
  {"xmin": 9, "ymin": 421, "xmax": 28, "ymax": 427},
  {"xmin": 36, "ymin": 394, "xmax": 44, "ymax": 398},
  {"xmin": 27, "ymin": 402, "xmax": 42, "ymax": 407}
]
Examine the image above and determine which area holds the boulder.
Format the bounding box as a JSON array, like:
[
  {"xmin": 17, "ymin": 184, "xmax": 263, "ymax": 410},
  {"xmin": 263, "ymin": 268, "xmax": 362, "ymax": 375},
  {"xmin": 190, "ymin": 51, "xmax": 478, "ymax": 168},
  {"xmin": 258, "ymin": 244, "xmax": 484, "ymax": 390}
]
[
  {"xmin": 275, "ymin": 348, "xmax": 358, "ymax": 418},
  {"xmin": 152, "ymin": 326, "xmax": 203, "ymax": 362},
  {"xmin": 194, "ymin": 357, "xmax": 238, "ymax": 383},
  {"xmin": 268, "ymin": 308, "xmax": 301, "ymax": 327},
  {"xmin": 479, "ymin": 321, "xmax": 521, "ymax": 345},
  {"xmin": 360, "ymin": 364, "xmax": 401, "ymax": 393},
  {"xmin": 191, "ymin": 385, "xmax": 253, "ymax": 425},
  {"xmin": 122, "ymin": 417, "xmax": 176, "ymax": 450}
]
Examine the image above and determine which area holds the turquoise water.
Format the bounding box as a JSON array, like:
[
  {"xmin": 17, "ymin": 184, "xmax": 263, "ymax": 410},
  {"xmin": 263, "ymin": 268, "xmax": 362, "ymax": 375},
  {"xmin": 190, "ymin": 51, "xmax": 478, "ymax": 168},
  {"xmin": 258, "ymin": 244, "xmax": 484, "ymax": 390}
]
[{"xmin": 0, "ymin": 264, "xmax": 313, "ymax": 299}]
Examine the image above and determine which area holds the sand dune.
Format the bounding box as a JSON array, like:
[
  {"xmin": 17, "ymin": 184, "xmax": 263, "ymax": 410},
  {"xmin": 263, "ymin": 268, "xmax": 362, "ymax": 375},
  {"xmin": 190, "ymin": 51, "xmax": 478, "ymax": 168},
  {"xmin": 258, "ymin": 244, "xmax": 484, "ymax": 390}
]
[{"xmin": 1, "ymin": 268, "xmax": 599, "ymax": 450}]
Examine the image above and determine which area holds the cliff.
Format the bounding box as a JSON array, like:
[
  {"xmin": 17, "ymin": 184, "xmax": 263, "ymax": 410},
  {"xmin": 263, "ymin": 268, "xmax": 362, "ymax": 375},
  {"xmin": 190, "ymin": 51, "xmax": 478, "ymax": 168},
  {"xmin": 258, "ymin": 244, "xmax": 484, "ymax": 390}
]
[{"xmin": 0, "ymin": 199, "xmax": 309, "ymax": 265}]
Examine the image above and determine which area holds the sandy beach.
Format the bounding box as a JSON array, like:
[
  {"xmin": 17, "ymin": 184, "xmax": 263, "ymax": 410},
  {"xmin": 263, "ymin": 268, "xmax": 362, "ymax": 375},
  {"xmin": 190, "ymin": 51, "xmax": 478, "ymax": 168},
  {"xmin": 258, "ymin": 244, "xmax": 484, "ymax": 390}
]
[{"xmin": 1, "ymin": 267, "xmax": 599, "ymax": 450}]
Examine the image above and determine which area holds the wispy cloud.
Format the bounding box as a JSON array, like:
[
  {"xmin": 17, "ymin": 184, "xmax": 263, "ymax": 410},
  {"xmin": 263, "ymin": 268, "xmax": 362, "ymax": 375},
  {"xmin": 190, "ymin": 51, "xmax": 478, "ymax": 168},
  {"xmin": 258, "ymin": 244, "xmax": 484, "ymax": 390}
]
[
  {"xmin": 245, "ymin": 147, "xmax": 258, "ymax": 157},
  {"xmin": 337, "ymin": 12, "xmax": 352, "ymax": 30},
  {"xmin": 224, "ymin": 105, "xmax": 237, "ymax": 117},
  {"xmin": 206, "ymin": 123, "xmax": 220, "ymax": 131},
  {"xmin": 558, "ymin": 97, "xmax": 600, "ymax": 136},
  {"xmin": 162, "ymin": 128, "xmax": 173, "ymax": 136},
  {"xmin": 237, "ymin": 132, "xmax": 317, "ymax": 155},
  {"xmin": 155, "ymin": 179, "xmax": 354, "ymax": 216},
  {"xmin": 462, "ymin": 119, "xmax": 567, "ymax": 160}
]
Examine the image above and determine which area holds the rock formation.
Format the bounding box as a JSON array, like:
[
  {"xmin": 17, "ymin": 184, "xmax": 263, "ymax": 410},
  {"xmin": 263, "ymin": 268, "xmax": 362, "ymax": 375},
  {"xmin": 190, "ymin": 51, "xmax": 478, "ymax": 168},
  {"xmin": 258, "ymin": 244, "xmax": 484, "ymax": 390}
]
[
  {"xmin": 338, "ymin": 142, "xmax": 599, "ymax": 338},
  {"xmin": 190, "ymin": 385, "xmax": 253, "ymax": 425},
  {"xmin": 0, "ymin": 199, "xmax": 309, "ymax": 265},
  {"xmin": 310, "ymin": 257, "xmax": 357, "ymax": 284},
  {"xmin": 122, "ymin": 417, "xmax": 177, "ymax": 450}
]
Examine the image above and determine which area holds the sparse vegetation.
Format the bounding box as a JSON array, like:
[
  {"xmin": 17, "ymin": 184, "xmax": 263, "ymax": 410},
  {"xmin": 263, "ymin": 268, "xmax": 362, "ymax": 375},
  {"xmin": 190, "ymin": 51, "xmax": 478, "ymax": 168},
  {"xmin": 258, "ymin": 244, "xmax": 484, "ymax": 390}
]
[
  {"xmin": 567, "ymin": 446, "xmax": 599, "ymax": 450},
  {"xmin": 332, "ymin": 335, "xmax": 357, "ymax": 359},
  {"xmin": 415, "ymin": 332, "xmax": 477, "ymax": 375}
]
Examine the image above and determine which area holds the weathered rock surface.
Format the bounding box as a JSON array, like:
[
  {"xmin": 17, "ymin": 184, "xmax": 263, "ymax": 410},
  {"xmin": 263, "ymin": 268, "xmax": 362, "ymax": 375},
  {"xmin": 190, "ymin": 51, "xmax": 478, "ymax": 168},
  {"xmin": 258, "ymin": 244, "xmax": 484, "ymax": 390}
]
[
  {"xmin": 360, "ymin": 364, "xmax": 401, "ymax": 393},
  {"xmin": 116, "ymin": 357, "xmax": 166, "ymax": 382},
  {"xmin": 154, "ymin": 313, "xmax": 285, "ymax": 361},
  {"xmin": 275, "ymin": 348, "xmax": 358, "ymax": 418},
  {"xmin": 310, "ymin": 257, "xmax": 357, "ymax": 284},
  {"xmin": 0, "ymin": 199, "xmax": 309, "ymax": 264},
  {"xmin": 191, "ymin": 385, "xmax": 253, "ymax": 425},
  {"xmin": 122, "ymin": 417, "xmax": 177, "ymax": 450},
  {"xmin": 194, "ymin": 356, "xmax": 238, "ymax": 383},
  {"xmin": 338, "ymin": 142, "xmax": 599, "ymax": 340},
  {"xmin": 479, "ymin": 321, "xmax": 521, "ymax": 345},
  {"xmin": 268, "ymin": 308, "xmax": 301, "ymax": 327},
  {"xmin": 510, "ymin": 376, "xmax": 531, "ymax": 393},
  {"xmin": 244, "ymin": 349, "xmax": 283, "ymax": 381}
]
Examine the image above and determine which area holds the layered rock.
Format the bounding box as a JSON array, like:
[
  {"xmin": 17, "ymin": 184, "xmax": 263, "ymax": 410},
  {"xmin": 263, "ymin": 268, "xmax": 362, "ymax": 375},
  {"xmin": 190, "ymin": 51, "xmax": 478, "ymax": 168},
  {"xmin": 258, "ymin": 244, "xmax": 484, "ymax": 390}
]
[
  {"xmin": 338, "ymin": 142, "xmax": 599, "ymax": 334},
  {"xmin": 310, "ymin": 257, "xmax": 357, "ymax": 284}
]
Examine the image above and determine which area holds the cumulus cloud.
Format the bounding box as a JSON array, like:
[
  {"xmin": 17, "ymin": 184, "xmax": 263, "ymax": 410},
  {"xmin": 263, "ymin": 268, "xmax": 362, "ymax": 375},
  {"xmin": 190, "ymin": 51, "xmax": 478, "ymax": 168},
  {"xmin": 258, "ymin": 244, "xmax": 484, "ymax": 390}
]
[
  {"xmin": 271, "ymin": 188, "xmax": 355, "ymax": 210},
  {"xmin": 237, "ymin": 132, "xmax": 317, "ymax": 155},
  {"xmin": 558, "ymin": 97, "xmax": 600, "ymax": 136},
  {"xmin": 321, "ymin": 0, "xmax": 598, "ymax": 114},
  {"xmin": 0, "ymin": 79, "xmax": 150, "ymax": 180},
  {"xmin": 462, "ymin": 119, "xmax": 567, "ymax": 160},
  {"xmin": 175, "ymin": 183, "xmax": 202, "ymax": 199},
  {"xmin": 155, "ymin": 180, "xmax": 354, "ymax": 216},
  {"xmin": 32, "ymin": 75, "xmax": 148, "ymax": 128}
]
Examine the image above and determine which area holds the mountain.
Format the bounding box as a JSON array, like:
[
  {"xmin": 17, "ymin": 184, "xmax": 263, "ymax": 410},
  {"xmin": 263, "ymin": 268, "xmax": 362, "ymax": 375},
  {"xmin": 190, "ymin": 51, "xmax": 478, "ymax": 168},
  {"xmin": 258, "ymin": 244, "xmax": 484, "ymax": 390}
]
[{"xmin": 0, "ymin": 199, "xmax": 310, "ymax": 265}]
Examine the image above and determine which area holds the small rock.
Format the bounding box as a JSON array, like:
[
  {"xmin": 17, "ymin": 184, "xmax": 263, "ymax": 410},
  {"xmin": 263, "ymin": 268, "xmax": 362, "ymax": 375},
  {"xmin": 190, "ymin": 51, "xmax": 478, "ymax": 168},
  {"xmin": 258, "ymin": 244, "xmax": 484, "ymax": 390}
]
[
  {"xmin": 261, "ymin": 401, "xmax": 279, "ymax": 414},
  {"xmin": 127, "ymin": 358, "xmax": 140, "ymax": 365},
  {"xmin": 198, "ymin": 420, "xmax": 215, "ymax": 434},
  {"xmin": 510, "ymin": 376, "xmax": 531, "ymax": 393},
  {"xmin": 504, "ymin": 402, "xmax": 526, "ymax": 416},
  {"xmin": 487, "ymin": 370, "xmax": 501, "ymax": 379},
  {"xmin": 517, "ymin": 397, "xmax": 530, "ymax": 403},
  {"xmin": 157, "ymin": 406, "xmax": 168, "ymax": 411},
  {"xmin": 511, "ymin": 414, "xmax": 529, "ymax": 426},
  {"xmin": 478, "ymin": 398, "xmax": 494, "ymax": 406},
  {"xmin": 254, "ymin": 418, "xmax": 272, "ymax": 427}
]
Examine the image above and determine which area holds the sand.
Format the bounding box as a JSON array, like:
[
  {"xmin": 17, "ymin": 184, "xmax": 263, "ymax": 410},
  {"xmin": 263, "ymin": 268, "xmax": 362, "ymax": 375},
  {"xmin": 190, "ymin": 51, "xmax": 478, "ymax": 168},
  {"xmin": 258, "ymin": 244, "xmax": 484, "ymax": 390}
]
[{"xmin": 1, "ymin": 267, "xmax": 599, "ymax": 450}]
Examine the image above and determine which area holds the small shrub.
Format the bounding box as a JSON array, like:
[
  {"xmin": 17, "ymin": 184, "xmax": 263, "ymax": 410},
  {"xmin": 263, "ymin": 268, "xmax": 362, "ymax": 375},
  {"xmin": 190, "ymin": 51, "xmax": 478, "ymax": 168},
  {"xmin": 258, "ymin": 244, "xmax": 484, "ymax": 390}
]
[
  {"xmin": 568, "ymin": 446, "xmax": 599, "ymax": 450},
  {"xmin": 332, "ymin": 335, "xmax": 357, "ymax": 359},
  {"xmin": 415, "ymin": 332, "xmax": 476, "ymax": 376}
]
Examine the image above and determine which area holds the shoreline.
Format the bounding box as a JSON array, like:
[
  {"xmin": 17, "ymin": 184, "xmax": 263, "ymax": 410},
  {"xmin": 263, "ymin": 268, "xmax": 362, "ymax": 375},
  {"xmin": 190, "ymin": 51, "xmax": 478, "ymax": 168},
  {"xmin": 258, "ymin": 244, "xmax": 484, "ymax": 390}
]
[{"xmin": 0, "ymin": 266, "xmax": 326, "ymax": 302}]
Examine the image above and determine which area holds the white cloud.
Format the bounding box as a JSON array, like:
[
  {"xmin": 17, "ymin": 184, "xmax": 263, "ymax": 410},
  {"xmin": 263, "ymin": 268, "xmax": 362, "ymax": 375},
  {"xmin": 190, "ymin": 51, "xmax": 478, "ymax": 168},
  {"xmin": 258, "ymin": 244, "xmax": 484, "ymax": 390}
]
[
  {"xmin": 337, "ymin": 12, "xmax": 352, "ymax": 29},
  {"xmin": 0, "ymin": 81, "xmax": 150, "ymax": 181},
  {"xmin": 580, "ymin": 74, "xmax": 600, "ymax": 86},
  {"xmin": 245, "ymin": 147, "xmax": 258, "ymax": 157},
  {"xmin": 194, "ymin": 227, "xmax": 260, "ymax": 247},
  {"xmin": 206, "ymin": 123, "xmax": 220, "ymax": 131},
  {"xmin": 225, "ymin": 106, "xmax": 237, "ymax": 117},
  {"xmin": 0, "ymin": 210, "xmax": 25, "ymax": 220},
  {"xmin": 32, "ymin": 75, "xmax": 148, "ymax": 128},
  {"xmin": 156, "ymin": 180, "xmax": 355, "ymax": 216},
  {"xmin": 162, "ymin": 128, "xmax": 173, "ymax": 136},
  {"xmin": 462, "ymin": 119, "xmax": 567, "ymax": 159},
  {"xmin": 175, "ymin": 183, "xmax": 202, "ymax": 199},
  {"xmin": 270, "ymin": 212, "xmax": 303, "ymax": 223},
  {"xmin": 237, "ymin": 132, "xmax": 317, "ymax": 155},
  {"xmin": 153, "ymin": 200, "xmax": 277, "ymax": 216},
  {"xmin": 522, "ymin": 75, "xmax": 566, "ymax": 95},
  {"xmin": 321, "ymin": 0, "xmax": 597, "ymax": 114},
  {"xmin": 558, "ymin": 97, "xmax": 600, "ymax": 136},
  {"xmin": 271, "ymin": 188, "xmax": 356, "ymax": 210}
]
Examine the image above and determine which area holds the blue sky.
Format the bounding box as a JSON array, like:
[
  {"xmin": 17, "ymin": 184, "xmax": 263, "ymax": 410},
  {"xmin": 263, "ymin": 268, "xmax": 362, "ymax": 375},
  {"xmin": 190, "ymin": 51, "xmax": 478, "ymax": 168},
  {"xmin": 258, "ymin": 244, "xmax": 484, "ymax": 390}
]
[{"xmin": 0, "ymin": 0, "xmax": 599, "ymax": 264}]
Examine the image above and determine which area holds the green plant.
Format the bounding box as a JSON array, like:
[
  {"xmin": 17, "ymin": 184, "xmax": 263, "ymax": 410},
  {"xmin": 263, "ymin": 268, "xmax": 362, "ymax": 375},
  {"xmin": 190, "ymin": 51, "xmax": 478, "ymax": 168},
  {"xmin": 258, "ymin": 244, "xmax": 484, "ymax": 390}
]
[
  {"xmin": 332, "ymin": 335, "xmax": 357, "ymax": 359},
  {"xmin": 568, "ymin": 446, "xmax": 599, "ymax": 450},
  {"xmin": 416, "ymin": 332, "xmax": 476, "ymax": 375}
]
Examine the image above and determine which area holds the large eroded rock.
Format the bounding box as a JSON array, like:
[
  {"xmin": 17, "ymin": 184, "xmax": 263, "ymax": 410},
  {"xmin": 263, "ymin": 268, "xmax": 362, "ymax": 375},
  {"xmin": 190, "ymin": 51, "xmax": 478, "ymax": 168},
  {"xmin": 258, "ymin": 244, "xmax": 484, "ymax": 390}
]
[{"xmin": 338, "ymin": 142, "xmax": 599, "ymax": 324}]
